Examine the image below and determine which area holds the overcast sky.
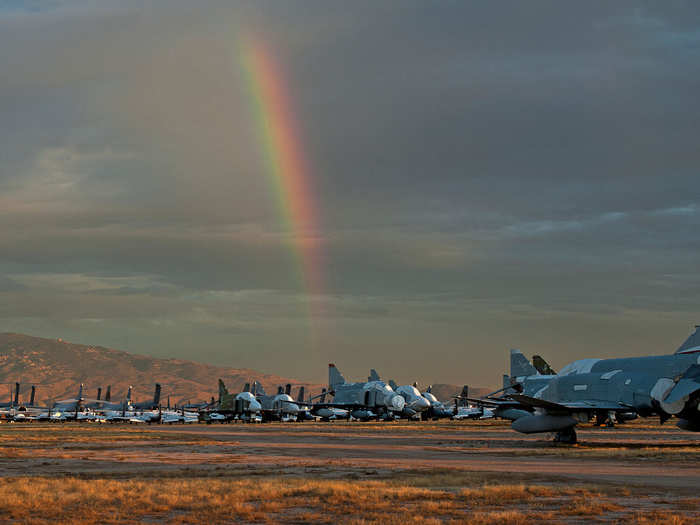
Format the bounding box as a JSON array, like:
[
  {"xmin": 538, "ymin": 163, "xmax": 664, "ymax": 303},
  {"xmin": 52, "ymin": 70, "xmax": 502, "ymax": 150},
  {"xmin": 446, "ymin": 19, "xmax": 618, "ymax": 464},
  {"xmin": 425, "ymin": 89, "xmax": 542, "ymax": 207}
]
[{"xmin": 1, "ymin": 1, "xmax": 699, "ymax": 386}]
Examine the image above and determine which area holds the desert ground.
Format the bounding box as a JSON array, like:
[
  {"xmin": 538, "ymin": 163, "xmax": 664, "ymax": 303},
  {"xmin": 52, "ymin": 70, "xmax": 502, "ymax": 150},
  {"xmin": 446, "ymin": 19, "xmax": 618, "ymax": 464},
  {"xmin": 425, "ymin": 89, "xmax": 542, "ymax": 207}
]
[{"xmin": 0, "ymin": 419, "xmax": 698, "ymax": 524}]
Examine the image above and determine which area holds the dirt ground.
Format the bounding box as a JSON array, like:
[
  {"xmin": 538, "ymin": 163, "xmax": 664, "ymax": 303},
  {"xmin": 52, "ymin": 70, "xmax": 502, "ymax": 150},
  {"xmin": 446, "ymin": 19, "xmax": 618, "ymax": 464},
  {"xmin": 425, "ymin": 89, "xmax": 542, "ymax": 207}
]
[{"xmin": 0, "ymin": 418, "xmax": 698, "ymax": 523}]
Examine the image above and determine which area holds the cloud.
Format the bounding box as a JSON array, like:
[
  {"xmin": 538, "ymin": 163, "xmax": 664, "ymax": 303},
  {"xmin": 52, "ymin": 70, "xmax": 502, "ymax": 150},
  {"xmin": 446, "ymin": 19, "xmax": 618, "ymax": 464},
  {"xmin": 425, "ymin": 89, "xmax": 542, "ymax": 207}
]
[{"xmin": 0, "ymin": 2, "xmax": 699, "ymax": 384}]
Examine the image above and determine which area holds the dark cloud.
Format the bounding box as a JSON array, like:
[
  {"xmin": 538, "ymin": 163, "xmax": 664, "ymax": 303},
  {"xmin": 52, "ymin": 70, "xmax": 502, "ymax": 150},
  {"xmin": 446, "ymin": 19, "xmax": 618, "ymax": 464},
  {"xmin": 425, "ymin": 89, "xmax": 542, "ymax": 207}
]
[{"xmin": 0, "ymin": 2, "xmax": 699, "ymax": 384}]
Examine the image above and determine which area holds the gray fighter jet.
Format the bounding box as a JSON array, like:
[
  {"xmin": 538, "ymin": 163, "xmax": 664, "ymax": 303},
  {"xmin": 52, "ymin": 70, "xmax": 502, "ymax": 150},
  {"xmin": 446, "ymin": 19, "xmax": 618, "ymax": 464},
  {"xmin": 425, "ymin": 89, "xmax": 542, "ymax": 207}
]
[
  {"xmin": 373, "ymin": 371, "xmax": 430, "ymax": 418},
  {"xmin": 509, "ymin": 326, "xmax": 700, "ymax": 443},
  {"xmin": 252, "ymin": 382, "xmax": 301, "ymax": 422},
  {"xmin": 303, "ymin": 364, "xmax": 405, "ymax": 421},
  {"xmin": 420, "ymin": 386, "xmax": 454, "ymax": 420}
]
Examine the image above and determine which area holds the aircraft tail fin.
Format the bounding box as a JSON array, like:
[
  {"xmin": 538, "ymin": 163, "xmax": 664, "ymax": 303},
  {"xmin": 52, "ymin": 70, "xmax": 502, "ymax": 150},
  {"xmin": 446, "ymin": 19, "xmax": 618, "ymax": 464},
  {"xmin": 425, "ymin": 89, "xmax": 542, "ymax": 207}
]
[
  {"xmin": 243, "ymin": 382, "xmax": 250, "ymax": 393},
  {"xmin": 328, "ymin": 364, "xmax": 346, "ymax": 389},
  {"xmin": 426, "ymin": 385, "xmax": 432, "ymax": 394},
  {"xmin": 459, "ymin": 385, "xmax": 469, "ymax": 407},
  {"xmin": 389, "ymin": 379, "xmax": 398, "ymax": 390},
  {"xmin": 105, "ymin": 385, "xmax": 111, "ymax": 402},
  {"xmin": 153, "ymin": 384, "xmax": 161, "ymax": 406},
  {"xmin": 30, "ymin": 385, "xmax": 36, "ymax": 406},
  {"xmin": 369, "ymin": 369, "xmax": 381, "ymax": 382},
  {"xmin": 126, "ymin": 385, "xmax": 132, "ymax": 402},
  {"xmin": 13, "ymin": 382, "xmax": 19, "ymax": 405},
  {"xmin": 285, "ymin": 384, "xmax": 291, "ymax": 396},
  {"xmin": 675, "ymin": 325, "xmax": 700, "ymax": 354},
  {"xmin": 320, "ymin": 388, "xmax": 327, "ymax": 403},
  {"xmin": 77, "ymin": 383, "xmax": 84, "ymax": 401},
  {"xmin": 277, "ymin": 386, "xmax": 284, "ymax": 395},
  {"xmin": 96, "ymin": 387, "xmax": 102, "ymax": 401},
  {"xmin": 253, "ymin": 381, "xmax": 265, "ymax": 396},
  {"xmin": 510, "ymin": 349, "xmax": 539, "ymax": 377},
  {"xmin": 532, "ymin": 355, "xmax": 556, "ymax": 375},
  {"xmin": 297, "ymin": 386, "xmax": 305, "ymax": 403},
  {"xmin": 218, "ymin": 379, "xmax": 228, "ymax": 403}
]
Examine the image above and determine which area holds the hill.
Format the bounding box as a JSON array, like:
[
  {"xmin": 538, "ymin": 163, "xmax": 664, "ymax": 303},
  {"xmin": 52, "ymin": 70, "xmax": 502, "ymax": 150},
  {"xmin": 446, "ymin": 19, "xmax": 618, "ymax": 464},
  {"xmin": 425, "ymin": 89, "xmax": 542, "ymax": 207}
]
[{"xmin": 0, "ymin": 333, "xmax": 323, "ymax": 406}]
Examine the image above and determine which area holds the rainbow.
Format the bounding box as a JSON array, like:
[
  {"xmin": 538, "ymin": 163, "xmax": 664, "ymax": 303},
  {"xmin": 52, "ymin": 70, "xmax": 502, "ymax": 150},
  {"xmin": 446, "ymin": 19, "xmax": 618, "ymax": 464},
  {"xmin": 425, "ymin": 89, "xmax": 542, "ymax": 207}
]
[{"xmin": 239, "ymin": 33, "xmax": 324, "ymax": 340}]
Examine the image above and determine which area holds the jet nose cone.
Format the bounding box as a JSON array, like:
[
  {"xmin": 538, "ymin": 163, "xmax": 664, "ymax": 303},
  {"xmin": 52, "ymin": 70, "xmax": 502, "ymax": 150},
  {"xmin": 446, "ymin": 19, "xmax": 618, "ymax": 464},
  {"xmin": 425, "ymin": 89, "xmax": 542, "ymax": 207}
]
[
  {"xmin": 416, "ymin": 396, "xmax": 430, "ymax": 411},
  {"xmin": 250, "ymin": 400, "xmax": 262, "ymax": 412},
  {"xmin": 287, "ymin": 403, "xmax": 300, "ymax": 414},
  {"xmin": 389, "ymin": 395, "xmax": 405, "ymax": 411}
]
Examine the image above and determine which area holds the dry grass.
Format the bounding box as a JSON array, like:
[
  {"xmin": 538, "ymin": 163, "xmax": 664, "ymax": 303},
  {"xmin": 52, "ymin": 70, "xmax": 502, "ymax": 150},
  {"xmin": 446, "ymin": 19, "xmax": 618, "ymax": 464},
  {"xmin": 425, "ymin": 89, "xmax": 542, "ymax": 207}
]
[
  {"xmin": 0, "ymin": 476, "xmax": 585, "ymax": 524},
  {"xmin": 0, "ymin": 421, "xmax": 697, "ymax": 523},
  {"xmin": 631, "ymin": 510, "xmax": 697, "ymax": 524},
  {"xmin": 0, "ymin": 475, "xmax": 693, "ymax": 524}
]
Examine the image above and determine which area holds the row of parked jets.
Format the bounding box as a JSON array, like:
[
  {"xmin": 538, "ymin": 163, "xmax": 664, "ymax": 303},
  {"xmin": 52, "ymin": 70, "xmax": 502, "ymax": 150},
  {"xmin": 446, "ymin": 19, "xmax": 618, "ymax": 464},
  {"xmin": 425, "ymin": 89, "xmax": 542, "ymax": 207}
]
[{"xmin": 3, "ymin": 326, "xmax": 700, "ymax": 443}]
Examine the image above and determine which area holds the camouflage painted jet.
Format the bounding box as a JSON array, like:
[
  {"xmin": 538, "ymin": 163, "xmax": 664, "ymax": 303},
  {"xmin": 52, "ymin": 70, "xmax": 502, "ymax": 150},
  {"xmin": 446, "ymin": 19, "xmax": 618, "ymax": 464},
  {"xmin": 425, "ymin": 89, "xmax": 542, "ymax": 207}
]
[
  {"xmin": 216, "ymin": 379, "xmax": 262, "ymax": 421},
  {"xmin": 508, "ymin": 326, "xmax": 700, "ymax": 443}
]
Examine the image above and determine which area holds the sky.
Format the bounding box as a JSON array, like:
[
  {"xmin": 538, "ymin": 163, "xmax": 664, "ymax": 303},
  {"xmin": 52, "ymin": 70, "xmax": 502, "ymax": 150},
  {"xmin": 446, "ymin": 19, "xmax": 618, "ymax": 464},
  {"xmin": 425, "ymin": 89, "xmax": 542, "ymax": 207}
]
[{"xmin": 1, "ymin": 1, "xmax": 699, "ymax": 387}]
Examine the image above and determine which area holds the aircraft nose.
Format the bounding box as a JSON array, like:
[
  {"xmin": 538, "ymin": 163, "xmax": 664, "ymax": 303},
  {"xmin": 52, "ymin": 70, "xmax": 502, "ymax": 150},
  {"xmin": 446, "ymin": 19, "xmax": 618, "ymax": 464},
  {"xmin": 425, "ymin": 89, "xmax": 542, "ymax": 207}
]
[
  {"xmin": 250, "ymin": 400, "xmax": 262, "ymax": 412},
  {"xmin": 287, "ymin": 403, "xmax": 299, "ymax": 414},
  {"xmin": 415, "ymin": 396, "xmax": 430, "ymax": 411}
]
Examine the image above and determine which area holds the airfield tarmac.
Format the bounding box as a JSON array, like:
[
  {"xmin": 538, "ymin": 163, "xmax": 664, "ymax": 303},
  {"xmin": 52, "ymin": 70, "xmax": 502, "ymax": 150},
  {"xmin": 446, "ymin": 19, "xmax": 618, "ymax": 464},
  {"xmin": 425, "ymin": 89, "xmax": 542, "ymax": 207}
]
[{"xmin": 0, "ymin": 419, "xmax": 698, "ymax": 523}]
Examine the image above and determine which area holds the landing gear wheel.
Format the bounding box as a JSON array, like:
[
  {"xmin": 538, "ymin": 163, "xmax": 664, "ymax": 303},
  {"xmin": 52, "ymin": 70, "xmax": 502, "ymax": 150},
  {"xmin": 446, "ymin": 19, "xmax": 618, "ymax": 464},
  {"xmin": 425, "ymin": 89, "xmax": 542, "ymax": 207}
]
[{"xmin": 554, "ymin": 427, "xmax": 577, "ymax": 444}]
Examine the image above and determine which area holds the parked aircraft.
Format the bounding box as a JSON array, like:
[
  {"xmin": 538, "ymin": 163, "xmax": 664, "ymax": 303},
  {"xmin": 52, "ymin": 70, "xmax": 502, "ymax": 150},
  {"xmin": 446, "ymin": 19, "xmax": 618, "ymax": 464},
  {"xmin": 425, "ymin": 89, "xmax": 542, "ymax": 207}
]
[
  {"xmin": 420, "ymin": 386, "xmax": 454, "ymax": 420},
  {"xmin": 131, "ymin": 384, "xmax": 162, "ymax": 411},
  {"xmin": 305, "ymin": 388, "xmax": 349, "ymax": 420},
  {"xmin": 252, "ymin": 382, "xmax": 300, "ymax": 422},
  {"xmin": 217, "ymin": 379, "xmax": 262, "ymax": 421},
  {"xmin": 508, "ymin": 326, "xmax": 700, "ymax": 443},
  {"xmin": 372, "ymin": 371, "xmax": 430, "ymax": 418},
  {"xmin": 302, "ymin": 364, "xmax": 405, "ymax": 421}
]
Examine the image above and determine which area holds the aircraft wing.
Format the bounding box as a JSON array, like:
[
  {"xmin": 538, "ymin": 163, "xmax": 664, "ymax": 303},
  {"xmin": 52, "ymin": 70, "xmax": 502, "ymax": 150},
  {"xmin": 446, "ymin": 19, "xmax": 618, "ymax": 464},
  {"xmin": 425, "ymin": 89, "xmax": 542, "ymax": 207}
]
[
  {"xmin": 509, "ymin": 394, "xmax": 631, "ymax": 412},
  {"xmin": 286, "ymin": 401, "xmax": 366, "ymax": 410},
  {"xmin": 464, "ymin": 397, "xmax": 522, "ymax": 408}
]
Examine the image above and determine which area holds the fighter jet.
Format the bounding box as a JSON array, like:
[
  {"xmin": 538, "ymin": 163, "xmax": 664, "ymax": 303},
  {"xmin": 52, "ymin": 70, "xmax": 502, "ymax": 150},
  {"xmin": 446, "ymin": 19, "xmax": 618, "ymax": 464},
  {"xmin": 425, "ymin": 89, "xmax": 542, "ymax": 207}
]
[
  {"xmin": 216, "ymin": 379, "xmax": 262, "ymax": 421},
  {"xmin": 380, "ymin": 375, "xmax": 431, "ymax": 419},
  {"xmin": 131, "ymin": 384, "xmax": 162, "ymax": 411},
  {"xmin": 303, "ymin": 387, "xmax": 349, "ymax": 421},
  {"xmin": 420, "ymin": 386, "xmax": 454, "ymax": 420},
  {"xmin": 252, "ymin": 382, "xmax": 300, "ymax": 422},
  {"xmin": 508, "ymin": 326, "xmax": 700, "ymax": 443},
  {"xmin": 302, "ymin": 364, "xmax": 405, "ymax": 421},
  {"xmin": 452, "ymin": 386, "xmax": 494, "ymax": 420}
]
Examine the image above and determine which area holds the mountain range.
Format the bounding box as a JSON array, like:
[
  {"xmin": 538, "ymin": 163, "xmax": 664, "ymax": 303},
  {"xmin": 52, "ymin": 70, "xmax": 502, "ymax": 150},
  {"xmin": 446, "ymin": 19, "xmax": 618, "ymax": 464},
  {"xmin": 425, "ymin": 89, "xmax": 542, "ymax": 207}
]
[{"xmin": 0, "ymin": 333, "xmax": 489, "ymax": 406}]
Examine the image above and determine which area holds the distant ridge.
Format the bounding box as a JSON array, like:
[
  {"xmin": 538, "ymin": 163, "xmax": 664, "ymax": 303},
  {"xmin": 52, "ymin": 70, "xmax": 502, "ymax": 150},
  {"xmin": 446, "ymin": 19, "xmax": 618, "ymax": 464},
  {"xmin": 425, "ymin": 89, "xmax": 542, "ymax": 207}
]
[{"xmin": 0, "ymin": 333, "xmax": 323, "ymax": 405}]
